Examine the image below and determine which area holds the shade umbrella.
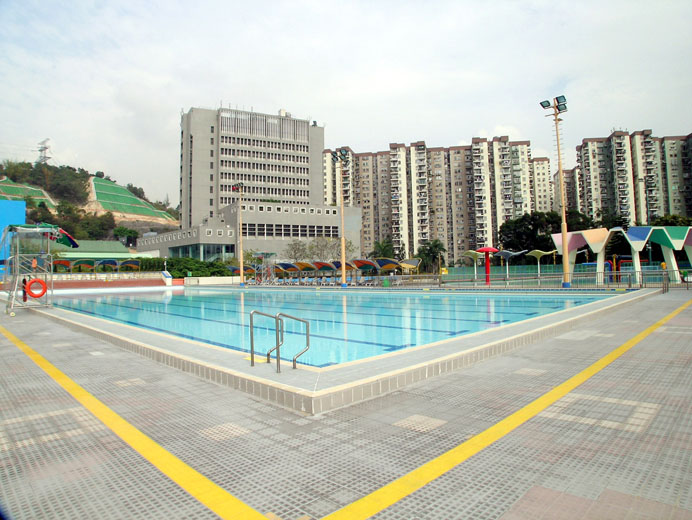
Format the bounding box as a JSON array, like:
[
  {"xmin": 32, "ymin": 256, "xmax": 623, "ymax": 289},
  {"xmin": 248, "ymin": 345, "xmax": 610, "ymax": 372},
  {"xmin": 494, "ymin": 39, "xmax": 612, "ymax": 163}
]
[
  {"xmin": 352, "ymin": 259, "xmax": 378, "ymax": 271},
  {"xmin": 312, "ymin": 261, "xmax": 337, "ymax": 271},
  {"xmin": 331, "ymin": 260, "xmax": 356, "ymax": 270},
  {"xmin": 374, "ymin": 258, "xmax": 401, "ymax": 271},
  {"xmin": 526, "ymin": 250, "xmax": 556, "ymax": 282},
  {"xmin": 275, "ymin": 262, "xmax": 300, "ymax": 272},
  {"xmin": 495, "ymin": 250, "xmax": 528, "ymax": 280},
  {"xmin": 462, "ymin": 250, "xmax": 484, "ymax": 281},
  {"xmin": 476, "ymin": 247, "xmax": 499, "ymax": 286},
  {"xmin": 399, "ymin": 258, "xmax": 421, "ymax": 272},
  {"xmin": 294, "ymin": 261, "xmax": 317, "ymax": 271}
]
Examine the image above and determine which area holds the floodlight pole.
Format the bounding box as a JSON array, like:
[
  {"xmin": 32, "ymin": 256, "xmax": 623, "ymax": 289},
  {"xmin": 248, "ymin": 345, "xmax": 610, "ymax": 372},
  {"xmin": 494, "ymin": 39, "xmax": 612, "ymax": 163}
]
[
  {"xmin": 332, "ymin": 150, "xmax": 349, "ymax": 288},
  {"xmin": 339, "ymin": 155, "xmax": 348, "ymax": 288},
  {"xmin": 234, "ymin": 183, "xmax": 245, "ymax": 287},
  {"xmin": 542, "ymin": 97, "xmax": 570, "ymax": 288}
]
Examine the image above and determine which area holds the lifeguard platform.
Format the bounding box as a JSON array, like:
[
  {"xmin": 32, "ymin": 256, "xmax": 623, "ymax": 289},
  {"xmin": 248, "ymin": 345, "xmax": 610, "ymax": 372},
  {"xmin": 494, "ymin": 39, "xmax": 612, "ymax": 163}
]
[{"xmin": 1, "ymin": 223, "xmax": 78, "ymax": 314}]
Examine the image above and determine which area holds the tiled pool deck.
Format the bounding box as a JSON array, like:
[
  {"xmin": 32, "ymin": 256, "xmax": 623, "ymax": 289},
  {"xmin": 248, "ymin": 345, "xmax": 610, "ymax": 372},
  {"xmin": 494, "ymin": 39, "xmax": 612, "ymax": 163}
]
[{"xmin": 1, "ymin": 287, "xmax": 691, "ymax": 519}]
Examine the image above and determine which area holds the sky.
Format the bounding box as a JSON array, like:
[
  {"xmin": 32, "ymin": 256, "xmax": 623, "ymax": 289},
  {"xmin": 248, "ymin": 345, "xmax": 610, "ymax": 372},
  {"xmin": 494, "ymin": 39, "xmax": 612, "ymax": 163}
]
[{"xmin": 1, "ymin": 0, "xmax": 691, "ymax": 206}]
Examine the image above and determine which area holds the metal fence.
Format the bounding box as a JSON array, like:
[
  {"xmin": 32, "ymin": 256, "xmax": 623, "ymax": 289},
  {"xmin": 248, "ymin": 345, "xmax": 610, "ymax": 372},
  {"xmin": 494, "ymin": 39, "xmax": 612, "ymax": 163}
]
[{"xmin": 363, "ymin": 270, "xmax": 685, "ymax": 291}]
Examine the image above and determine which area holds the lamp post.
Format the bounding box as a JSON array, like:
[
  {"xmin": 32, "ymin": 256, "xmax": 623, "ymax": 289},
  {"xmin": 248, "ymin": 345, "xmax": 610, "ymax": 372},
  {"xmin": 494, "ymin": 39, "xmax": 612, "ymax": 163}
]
[
  {"xmin": 331, "ymin": 149, "xmax": 349, "ymax": 288},
  {"xmin": 232, "ymin": 182, "xmax": 245, "ymax": 287},
  {"xmin": 540, "ymin": 95, "xmax": 571, "ymax": 288}
]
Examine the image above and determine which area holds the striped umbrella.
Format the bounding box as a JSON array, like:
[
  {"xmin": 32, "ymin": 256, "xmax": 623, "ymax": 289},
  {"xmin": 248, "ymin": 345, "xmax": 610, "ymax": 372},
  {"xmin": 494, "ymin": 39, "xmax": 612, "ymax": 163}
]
[
  {"xmin": 352, "ymin": 259, "xmax": 378, "ymax": 270},
  {"xmin": 374, "ymin": 258, "xmax": 401, "ymax": 271}
]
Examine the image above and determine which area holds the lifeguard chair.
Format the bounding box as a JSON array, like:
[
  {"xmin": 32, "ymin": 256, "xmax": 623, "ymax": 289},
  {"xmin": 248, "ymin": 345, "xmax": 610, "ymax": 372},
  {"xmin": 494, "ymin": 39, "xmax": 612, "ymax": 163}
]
[{"xmin": 1, "ymin": 223, "xmax": 78, "ymax": 314}]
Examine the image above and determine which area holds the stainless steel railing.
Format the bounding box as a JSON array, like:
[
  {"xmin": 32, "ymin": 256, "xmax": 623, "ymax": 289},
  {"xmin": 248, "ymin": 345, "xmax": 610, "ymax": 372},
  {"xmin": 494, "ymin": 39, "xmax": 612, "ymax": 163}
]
[{"xmin": 249, "ymin": 310, "xmax": 310, "ymax": 372}]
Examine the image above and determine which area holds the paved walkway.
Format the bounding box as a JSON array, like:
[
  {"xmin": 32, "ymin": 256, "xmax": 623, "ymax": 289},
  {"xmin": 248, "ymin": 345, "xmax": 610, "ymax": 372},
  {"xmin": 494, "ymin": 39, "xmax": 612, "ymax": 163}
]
[{"xmin": 1, "ymin": 290, "xmax": 691, "ymax": 519}]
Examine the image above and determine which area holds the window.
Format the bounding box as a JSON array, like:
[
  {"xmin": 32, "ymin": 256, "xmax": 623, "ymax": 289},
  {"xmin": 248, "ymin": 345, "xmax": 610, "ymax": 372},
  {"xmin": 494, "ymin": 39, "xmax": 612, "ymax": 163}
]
[
  {"xmin": 293, "ymin": 208, "xmax": 299, "ymax": 214},
  {"xmin": 211, "ymin": 137, "xmax": 214, "ymax": 145},
  {"xmin": 217, "ymin": 230, "xmax": 223, "ymax": 236},
  {"xmin": 211, "ymin": 126, "xmax": 214, "ymax": 133},
  {"xmin": 227, "ymin": 230, "xmax": 233, "ymax": 237},
  {"xmin": 210, "ymin": 162, "xmax": 214, "ymax": 169},
  {"xmin": 267, "ymin": 206, "xmax": 272, "ymax": 212},
  {"xmin": 258, "ymin": 205, "xmax": 264, "ymax": 212},
  {"xmin": 210, "ymin": 199, "xmax": 213, "ymax": 205},
  {"xmin": 206, "ymin": 229, "xmax": 212, "ymax": 236},
  {"xmin": 210, "ymin": 150, "xmax": 214, "ymax": 157},
  {"xmin": 210, "ymin": 186, "xmax": 213, "ymax": 193}
]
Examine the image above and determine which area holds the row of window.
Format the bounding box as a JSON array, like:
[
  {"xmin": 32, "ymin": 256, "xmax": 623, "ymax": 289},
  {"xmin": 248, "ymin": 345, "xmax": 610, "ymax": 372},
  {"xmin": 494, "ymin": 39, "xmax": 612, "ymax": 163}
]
[
  {"xmin": 218, "ymin": 173, "xmax": 309, "ymax": 186},
  {"xmin": 219, "ymin": 135, "xmax": 309, "ymax": 152},
  {"xmin": 220, "ymin": 148, "xmax": 308, "ymax": 163},
  {"xmin": 219, "ymin": 160, "xmax": 308, "ymax": 175},
  {"xmin": 241, "ymin": 224, "xmax": 339, "ymax": 238}
]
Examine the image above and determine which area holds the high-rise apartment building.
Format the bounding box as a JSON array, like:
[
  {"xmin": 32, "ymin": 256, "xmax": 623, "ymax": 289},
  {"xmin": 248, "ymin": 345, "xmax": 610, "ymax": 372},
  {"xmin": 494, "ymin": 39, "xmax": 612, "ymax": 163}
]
[
  {"xmin": 576, "ymin": 130, "xmax": 692, "ymax": 224},
  {"xmin": 530, "ymin": 157, "xmax": 553, "ymax": 213},
  {"xmin": 180, "ymin": 107, "xmax": 324, "ymax": 228},
  {"xmin": 324, "ymin": 137, "xmax": 542, "ymax": 265}
]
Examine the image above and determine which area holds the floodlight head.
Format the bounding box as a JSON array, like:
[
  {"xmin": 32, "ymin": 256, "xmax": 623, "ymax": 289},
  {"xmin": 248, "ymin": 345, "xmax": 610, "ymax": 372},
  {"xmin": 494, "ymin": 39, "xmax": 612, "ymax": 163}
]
[
  {"xmin": 555, "ymin": 95, "xmax": 566, "ymax": 104},
  {"xmin": 557, "ymin": 103, "xmax": 568, "ymax": 113},
  {"xmin": 540, "ymin": 100, "xmax": 551, "ymax": 109}
]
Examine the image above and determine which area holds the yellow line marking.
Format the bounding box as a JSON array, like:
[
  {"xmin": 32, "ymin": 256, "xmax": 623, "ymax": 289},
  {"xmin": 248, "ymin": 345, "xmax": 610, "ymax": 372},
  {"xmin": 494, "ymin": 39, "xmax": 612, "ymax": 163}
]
[
  {"xmin": 0, "ymin": 325, "xmax": 267, "ymax": 520},
  {"xmin": 323, "ymin": 298, "xmax": 692, "ymax": 520}
]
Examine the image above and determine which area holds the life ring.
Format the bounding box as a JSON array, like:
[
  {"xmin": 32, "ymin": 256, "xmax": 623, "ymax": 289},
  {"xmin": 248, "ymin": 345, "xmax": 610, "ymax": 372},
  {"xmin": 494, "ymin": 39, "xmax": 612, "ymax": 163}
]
[{"xmin": 26, "ymin": 279, "xmax": 48, "ymax": 299}]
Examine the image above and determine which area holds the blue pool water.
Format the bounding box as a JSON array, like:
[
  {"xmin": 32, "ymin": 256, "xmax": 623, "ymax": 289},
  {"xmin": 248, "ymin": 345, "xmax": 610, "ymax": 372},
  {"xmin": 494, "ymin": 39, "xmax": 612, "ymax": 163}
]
[{"xmin": 54, "ymin": 288, "xmax": 613, "ymax": 367}]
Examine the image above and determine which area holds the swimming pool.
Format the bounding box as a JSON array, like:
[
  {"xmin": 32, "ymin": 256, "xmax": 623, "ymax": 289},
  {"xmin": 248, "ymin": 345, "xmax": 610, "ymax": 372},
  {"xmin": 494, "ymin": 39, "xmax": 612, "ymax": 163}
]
[{"xmin": 54, "ymin": 288, "xmax": 614, "ymax": 367}]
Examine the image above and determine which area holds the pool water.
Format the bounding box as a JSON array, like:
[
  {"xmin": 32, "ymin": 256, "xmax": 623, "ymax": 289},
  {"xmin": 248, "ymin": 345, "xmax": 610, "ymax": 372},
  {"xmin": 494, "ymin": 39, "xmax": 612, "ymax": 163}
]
[{"xmin": 54, "ymin": 288, "xmax": 613, "ymax": 367}]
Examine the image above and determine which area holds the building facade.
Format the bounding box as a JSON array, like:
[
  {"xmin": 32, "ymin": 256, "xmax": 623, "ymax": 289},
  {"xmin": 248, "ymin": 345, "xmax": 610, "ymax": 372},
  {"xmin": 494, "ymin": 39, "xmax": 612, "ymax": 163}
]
[
  {"xmin": 180, "ymin": 107, "xmax": 325, "ymax": 229},
  {"xmin": 576, "ymin": 130, "xmax": 692, "ymax": 225},
  {"xmin": 324, "ymin": 137, "xmax": 544, "ymax": 265}
]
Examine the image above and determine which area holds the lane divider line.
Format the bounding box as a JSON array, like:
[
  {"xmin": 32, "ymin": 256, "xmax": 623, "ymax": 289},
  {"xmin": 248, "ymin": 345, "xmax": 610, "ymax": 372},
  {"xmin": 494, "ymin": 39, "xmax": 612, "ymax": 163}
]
[
  {"xmin": 322, "ymin": 298, "xmax": 692, "ymax": 519},
  {"xmin": 0, "ymin": 325, "xmax": 267, "ymax": 520}
]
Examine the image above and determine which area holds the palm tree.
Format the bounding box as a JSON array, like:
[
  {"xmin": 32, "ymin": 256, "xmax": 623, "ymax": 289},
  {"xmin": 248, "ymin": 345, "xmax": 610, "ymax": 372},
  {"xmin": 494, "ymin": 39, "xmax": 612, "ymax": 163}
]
[
  {"xmin": 415, "ymin": 239, "xmax": 446, "ymax": 273},
  {"xmin": 369, "ymin": 237, "xmax": 395, "ymax": 259}
]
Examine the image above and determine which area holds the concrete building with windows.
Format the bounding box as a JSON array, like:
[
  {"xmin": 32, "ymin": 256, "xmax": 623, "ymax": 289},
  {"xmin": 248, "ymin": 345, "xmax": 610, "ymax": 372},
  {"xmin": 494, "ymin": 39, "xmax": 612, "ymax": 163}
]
[
  {"xmin": 180, "ymin": 107, "xmax": 325, "ymax": 229},
  {"xmin": 530, "ymin": 157, "xmax": 553, "ymax": 213},
  {"xmin": 138, "ymin": 107, "xmax": 361, "ymax": 262},
  {"xmin": 323, "ymin": 137, "xmax": 543, "ymax": 265},
  {"xmin": 576, "ymin": 130, "xmax": 692, "ymax": 225}
]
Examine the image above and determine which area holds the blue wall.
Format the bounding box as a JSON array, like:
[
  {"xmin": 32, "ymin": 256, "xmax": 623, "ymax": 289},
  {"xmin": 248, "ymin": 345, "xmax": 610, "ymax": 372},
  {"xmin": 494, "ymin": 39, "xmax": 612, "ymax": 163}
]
[{"xmin": 0, "ymin": 200, "xmax": 27, "ymax": 271}]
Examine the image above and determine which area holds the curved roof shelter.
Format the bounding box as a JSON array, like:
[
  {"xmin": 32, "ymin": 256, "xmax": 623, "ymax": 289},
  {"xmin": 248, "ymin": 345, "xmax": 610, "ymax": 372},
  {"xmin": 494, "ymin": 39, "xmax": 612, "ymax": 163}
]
[{"xmin": 551, "ymin": 226, "xmax": 692, "ymax": 283}]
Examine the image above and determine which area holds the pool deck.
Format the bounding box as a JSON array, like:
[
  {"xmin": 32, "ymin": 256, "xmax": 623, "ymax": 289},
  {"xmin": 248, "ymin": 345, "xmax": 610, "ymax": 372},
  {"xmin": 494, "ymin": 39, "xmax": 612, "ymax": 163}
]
[
  {"xmin": 34, "ymin": 287, "xmax": 653, "ymax": 415},
  {"xmin": 1, "ymin": 288, "xmax": 692, "ymax": 519}
]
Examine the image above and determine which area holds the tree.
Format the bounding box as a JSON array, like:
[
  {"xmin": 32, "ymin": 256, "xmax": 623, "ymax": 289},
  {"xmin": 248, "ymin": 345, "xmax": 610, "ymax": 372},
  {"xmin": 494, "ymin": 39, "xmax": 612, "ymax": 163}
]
[
  {"xmin": 651, "ymin": 214, "xmax": 692, "ymax": 227},
  {"xmin": 369, "ymin": 237, "xmax": 394, "ymax": 259},
  {"xmin": 126, "ymin": 184, "xmax": 148, "ymax": 201},
  {"xmin": 283, "ymin": 240, "xmax": 308, "ymax": 263},
  {"xmin": 113, "ymin": 226, "xmax": 139, "ymax": 247},
  {"xmin": 415, "ymin": 239, "xmax": 446, "ymax": 273}
]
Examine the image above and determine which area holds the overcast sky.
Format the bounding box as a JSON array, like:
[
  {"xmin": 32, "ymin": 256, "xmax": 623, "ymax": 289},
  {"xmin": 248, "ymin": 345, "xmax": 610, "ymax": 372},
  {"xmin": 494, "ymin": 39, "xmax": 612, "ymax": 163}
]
[{"xmin": 1, "ymin": 0, "xmax": 691, "ymax": 206}]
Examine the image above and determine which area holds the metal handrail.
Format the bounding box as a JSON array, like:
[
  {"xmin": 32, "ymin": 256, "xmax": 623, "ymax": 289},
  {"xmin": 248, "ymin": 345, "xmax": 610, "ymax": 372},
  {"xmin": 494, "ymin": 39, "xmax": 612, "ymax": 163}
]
[
  {"xmin": 277, "ymin": 313, "xmax": 310, "ymax": 369},
  {"xmin": 249, "ymin": 310, "xmax": 281, "ymax": 373}
]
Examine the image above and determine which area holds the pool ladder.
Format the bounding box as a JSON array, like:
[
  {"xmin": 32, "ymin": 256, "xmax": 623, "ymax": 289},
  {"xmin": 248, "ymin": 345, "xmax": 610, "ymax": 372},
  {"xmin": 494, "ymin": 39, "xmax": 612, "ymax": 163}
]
[{"xmin": 249, "ymin": 311, "xmax": 310, "ymax": 372}]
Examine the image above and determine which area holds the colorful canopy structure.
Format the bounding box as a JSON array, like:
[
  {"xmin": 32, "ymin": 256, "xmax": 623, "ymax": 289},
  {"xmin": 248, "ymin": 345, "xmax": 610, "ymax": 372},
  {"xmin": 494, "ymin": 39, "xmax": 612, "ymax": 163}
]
[
  {"xmin": 526, "ymin": 250, "xmax": 557, "ymax": 278},
  {"xmin": 7, "ymin": 223, "xmax": 79, "ymax": 248},
  {"xmin": 400, "ymin": 258, "xmax": 421, "ymax": 271},
  {"xmin": 97, "ymin": 259, "xmax": 118, "ymax": 270},
  {"xmin": 275, "ymin": 262, "xmax": 300, "ymax": 272},
  {"xmin": 352, "ymin": 259, "xmax": 378, "ymax": 270},
  {"xmin": 119, "ymin": 259, "xmax": 140, "ymax": 271},
  {"xmin": 374, "ymin": 258, "xmax": 400, "ymax": 270},
  {"xmin": 332, "ymin": 260, "xmax": 356, "ymax": 271},
  {"xmin": 227, "ymin": 265, "xmax": 256, "ymax": 275},
  {"xmin": 476, "ymin": 247, "xmax": 499, "ymax": 286},
  {"xmin": 72, "ymin": 259, "xmax": 95, "ymax": 270},
  {"xmin": 312, "ymin": 261, "xmax": 336, "ymax": 271},
  {"xmin": 294, "ymin": 261, "xmax": 317, "ymax": 271}
]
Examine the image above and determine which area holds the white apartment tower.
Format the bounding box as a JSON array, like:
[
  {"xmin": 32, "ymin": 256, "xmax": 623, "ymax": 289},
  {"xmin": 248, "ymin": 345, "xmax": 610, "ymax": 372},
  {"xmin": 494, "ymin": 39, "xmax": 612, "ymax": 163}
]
[
  {"xmin": 323, "ymin": 137, "xmax": 541, "ymax": 265},
  {"xmin": 180, "ymin": 107, "xmax": 324, "ymax": 228},
  {"xmin": 577, "ymin": 130, "xmax": 692, "ymax": 224},
  {"xmin": 530, "ymin": 157, "xmax": 553, "ymax": 212}
]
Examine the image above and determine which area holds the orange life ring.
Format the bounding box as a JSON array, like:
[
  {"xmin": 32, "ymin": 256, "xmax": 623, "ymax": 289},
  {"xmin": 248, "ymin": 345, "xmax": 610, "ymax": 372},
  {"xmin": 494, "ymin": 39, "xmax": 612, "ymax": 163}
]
[{"xmin": 26, "ymin": 279, "xmax": 48, "ymax": 299}]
